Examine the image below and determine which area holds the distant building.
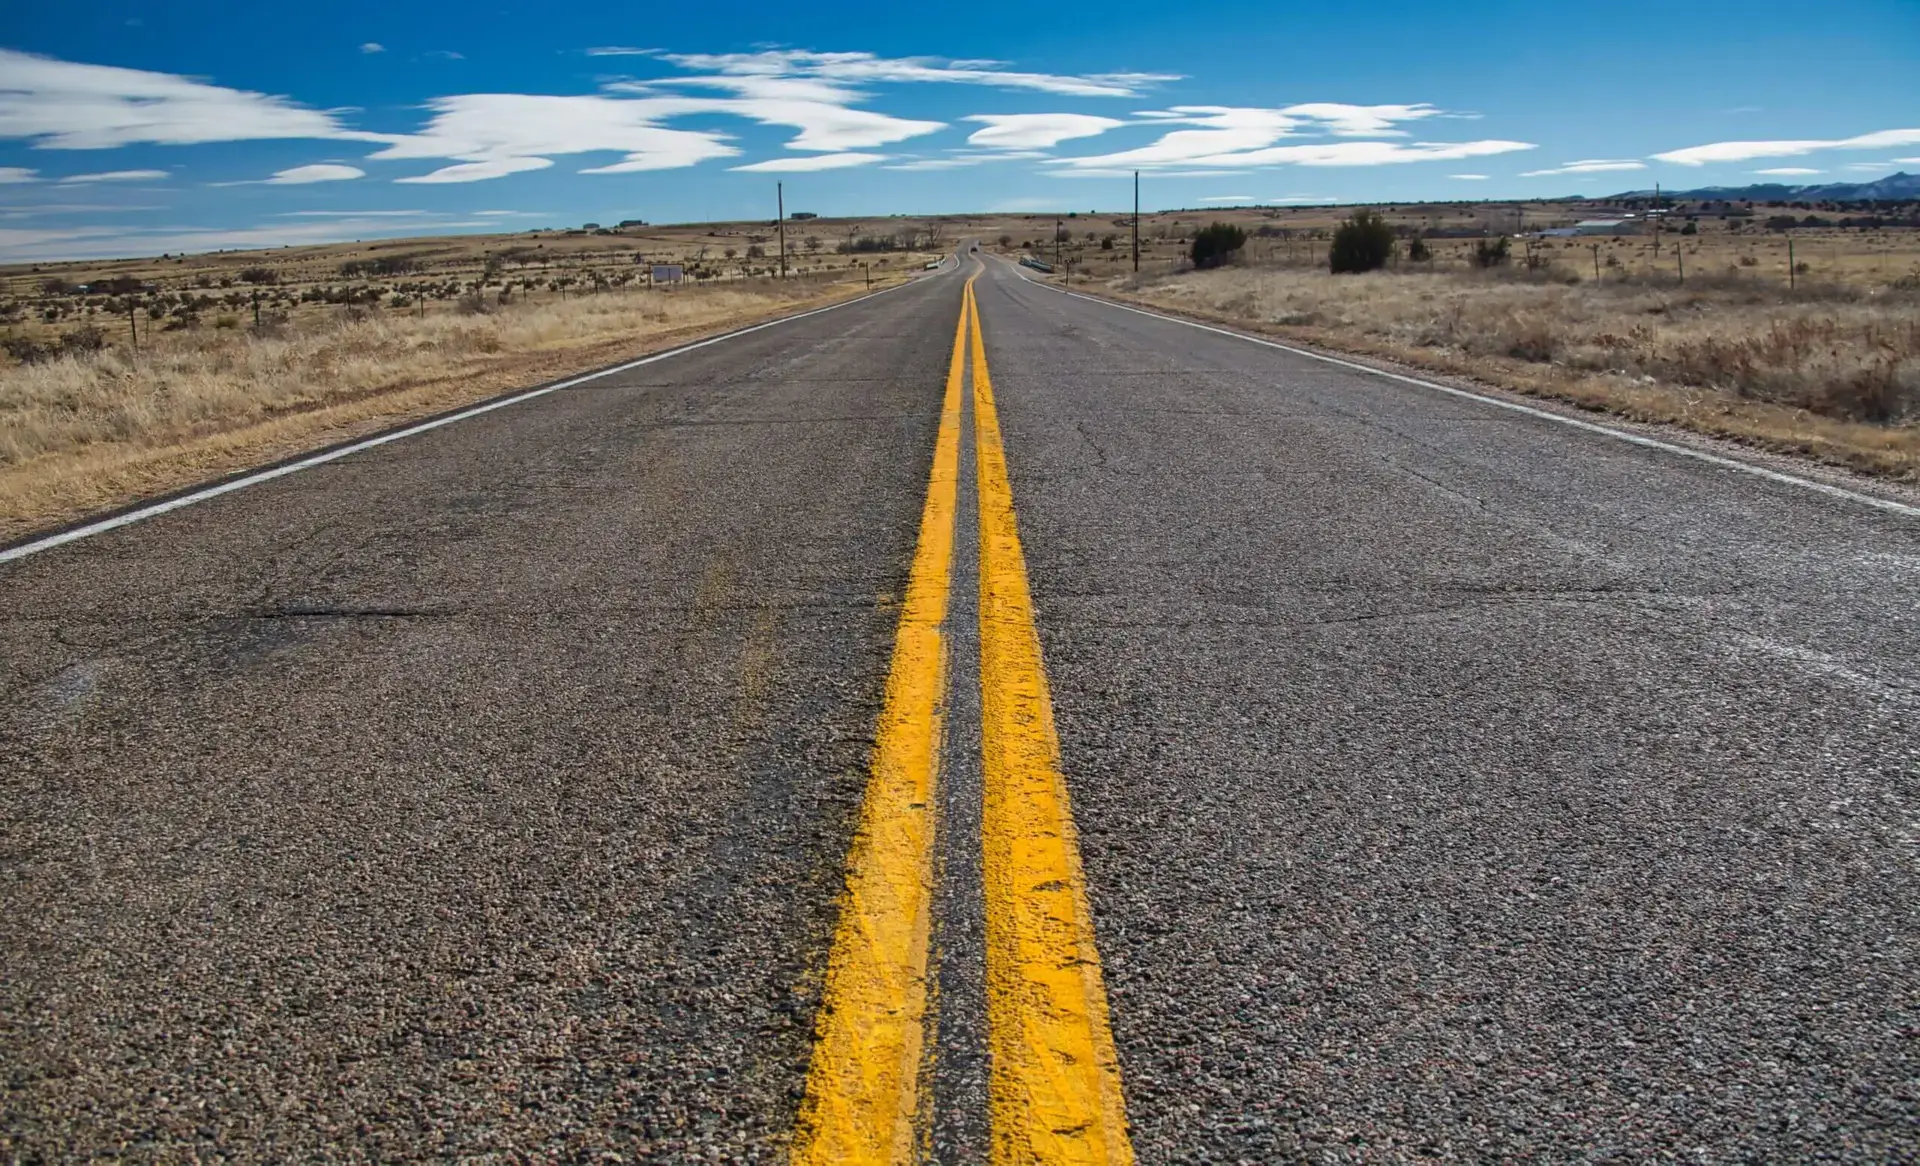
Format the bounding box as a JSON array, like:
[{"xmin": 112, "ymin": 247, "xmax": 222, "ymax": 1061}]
[{"xmin": 1574, "ymin": 219, "xmax": 1639, "ymax": 235}]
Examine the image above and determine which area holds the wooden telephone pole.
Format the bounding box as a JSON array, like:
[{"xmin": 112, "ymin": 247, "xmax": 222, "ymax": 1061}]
[
  {"xmin": 776, "ymin": 182, "xmax": 787, "ymax": 279},
  {"xmin": 1132, "ymin": 170, "xmax": 1140, "ymax": 273}
]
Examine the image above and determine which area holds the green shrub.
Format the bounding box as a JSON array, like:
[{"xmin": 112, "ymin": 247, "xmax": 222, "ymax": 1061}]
[
  {"xmin": 1407, "ymin": 236, "xmax": 1433, "ymax": 262},
  {"xmin": 1473, "ymin": 236, "xmax": 1512, "ymax": 268},
  {"xmin": 1329, "ymin": 209, "xmax": 1396, "ymax": 273},
  {"xmin": 1190, "ymin": 222, "xmax": 1248, "ymax": 270}
]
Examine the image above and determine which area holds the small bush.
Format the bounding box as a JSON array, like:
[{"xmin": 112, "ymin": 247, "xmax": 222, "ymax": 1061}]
[
  {"xmin": 213, "ymin": 314, "xmax": 241, "ymax": 329},
  {"xmin": 237, "ymin": 266, "xmax": 278, "ymax": 285},
  {"xmin": 455, "ymin": 291, "xmax": 491, "ymax": 315},
  {"xmin": 1, "ymin": 324, "xmax": 108, "ymax": 364},
  {"xmin": 1407, "ymin": 236, "xmax": 1433, "ymax": 262},
  {"xmin": 1328, "ymin": 209, "xmax": 1396, "ymax": 274},
  {"xmin": 1190, "ymin": 222, "xmax": 1248, "ymax": 270},
  {"xmin": 1474, "ymin": 236, "xmax": 1512, "ymax": 268}
]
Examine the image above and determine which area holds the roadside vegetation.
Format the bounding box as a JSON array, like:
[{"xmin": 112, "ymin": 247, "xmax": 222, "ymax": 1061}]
[
  {"xmin": 1011, "ymin": 200, "xmax": 1920, "ymax": 480},
  {"xmin": 0, "ymin": 276, "xmax": 889, "ymax": 541}
]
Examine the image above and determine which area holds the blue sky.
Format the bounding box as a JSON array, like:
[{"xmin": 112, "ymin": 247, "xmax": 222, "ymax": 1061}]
[{"xmin": 2, "ymin": 0, "xmax": 1916, "ymax": 260}]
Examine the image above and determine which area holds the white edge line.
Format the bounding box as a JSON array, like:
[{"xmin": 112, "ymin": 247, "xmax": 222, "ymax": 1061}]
[
  {"xmin": 1001, "ymin": 260, "xmax": 1920, "ymax": 522},
  {"xmin": 0, "ymin": 280, "xmax": 924, "ymax": 566}
]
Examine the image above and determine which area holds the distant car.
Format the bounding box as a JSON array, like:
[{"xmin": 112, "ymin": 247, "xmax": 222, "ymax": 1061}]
[{"xmin": 925, "ymin": 260, "xmax": 942, "ymax": 270}]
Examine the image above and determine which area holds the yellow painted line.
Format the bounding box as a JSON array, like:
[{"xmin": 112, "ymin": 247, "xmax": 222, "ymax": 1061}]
[
  {"xmin": 968, "ymin": 279, "xmax": 1135, "ymax": 1166},
  {"xmin": 792, "ymin": 287, "xmax": 969, "ymax": 1165}
]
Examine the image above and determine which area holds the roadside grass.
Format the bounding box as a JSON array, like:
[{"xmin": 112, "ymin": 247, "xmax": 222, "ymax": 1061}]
[
  {"xmin": 1086, "ymin": 263, "xmax": 1920, "ymax": 480},
  {"xmin": 0, "ymin": 277, "xmax": 883, "ymax": 542}
]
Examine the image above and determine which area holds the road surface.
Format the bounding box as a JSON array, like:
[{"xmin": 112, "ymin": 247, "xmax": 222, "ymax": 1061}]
[{"xmin": 3, "ymin": 255, "xmax": 1917, "ymax": 1162}]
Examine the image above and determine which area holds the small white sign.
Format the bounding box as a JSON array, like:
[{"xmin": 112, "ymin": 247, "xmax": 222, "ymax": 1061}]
[{"xmin": 651, "ymin": 264, "xmax": 684, "ymax": 284}]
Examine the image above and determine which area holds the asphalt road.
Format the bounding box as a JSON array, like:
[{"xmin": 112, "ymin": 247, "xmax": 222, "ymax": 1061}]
[{"xmin": 4, "ymin": 254, "xmax": 1918, "ymax": 1162}]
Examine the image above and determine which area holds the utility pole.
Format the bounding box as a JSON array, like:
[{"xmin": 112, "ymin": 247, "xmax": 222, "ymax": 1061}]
[
  {"xmin": 1056, "ymin": 217, "xmax": 1063, "ymax": 269},
  {"xmin": 1651, "ymin": 182, "xmax": 1661, "ymax": 258},
  {"xmin": 776, "ymin": 182, "xmax": 787, "ymax": 279},
  {"xmin": 1591, "ymin": 243, "xmax": 1601, "ymax": 281},
  {"xmin": 127, "ymin": 296, "xmax": 138, "ymax": 351},
  {"xmin": 1788, "ymin": 236, "xmax": 1796, "ymax": 291},
  {"xmin": 1132, "ymin": 170, "xmax": 1140, "ymax": 273}
]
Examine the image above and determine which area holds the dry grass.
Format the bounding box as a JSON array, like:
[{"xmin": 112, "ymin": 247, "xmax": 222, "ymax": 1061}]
[
  {"xmin": 1085, "ymin": 263, "xmax": 1920, "ymax": 479},
  {"xmin": 0, "ymin": 278, "xmax": 882, "ymax": 542}
]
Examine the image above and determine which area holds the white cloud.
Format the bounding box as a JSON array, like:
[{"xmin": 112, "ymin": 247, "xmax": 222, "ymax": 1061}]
[
  {"xmin": 0, "ymin": 216, "xmax": 486, "ymax": 262},
  {"xmin": 0, "ymin": 166, "xmax": 41, "ymax": 183},
  {"xmin": 59, "ymin": 169, "xmax": 170, "ymax": 182},
  {"xmin": 963, "ymin": 113, "xmax": 1123, "ymax": 149},
  {"xmin": 426, "ymin": 50, "xmax": 464, "ymax": 61},
  {"xmin": 886, "ymin": 151, "xmax": 1048, "ymax": 171},
  {"xmin": 1653, "ymin": 128, "xmax": 1920, "ymax": 165},
  {"xmin": 1050, "ymin": 167, "xmax": 1240, "ymax": 179},
  {"xmin": 1753, "ymin": 167, "xmax": 1823, "ymax": 176},
  {"xmin": 278, "ymin": 209, "xmax": 425, "ymax": 216},
  {"xmin": 266, "ymin": 163, "xmax": 365, "ymax": 183},
  {"xmin": 1048, "ymin": 104, "xmax": 1526, "ymax": 172},
  {"xmin": 360, "ymin": 43, "xmax": 385, "ymax": 54},
  {"xmin": 0, "ymin": 202, "xmax": 168, "ymax": 218},
  {"xmin": 0, "ymin": 48, "xmax": 368, "ymax": 149},
  {"xmin": 731, "ymin": 152, "xmax": 888, "ymax": 172},
  {"xmin": 371, "ymin": 94, "xmax": 742, "ymax": 179},
  {"xmin": 1844, "ymin": 162, "xmax": 1898, "ymax": 172},
  {"xmin": 1519, "ymin": 158, "xmax": 1646, "ymax": 177},
  {"xmin": 1895, "ymin": 157, "xmax": 1920, "ymax": 165},
  {"xmin": 396, "ymin": 156, "xmax": 556, "ymax": 183},
  {"xmin": 645, "ymin": 49, "xmax": 1179, "ymax": 98},
  {"xmin": 1450, "ymin": 173, "xmax": 1488, "ymax": 179},
  {"xmin": 1198, "ymin": 195, "xmax": 1253, "ymax": 203}
]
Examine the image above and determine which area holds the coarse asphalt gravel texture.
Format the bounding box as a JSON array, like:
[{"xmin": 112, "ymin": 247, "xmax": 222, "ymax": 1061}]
[{"xmin": 5, "ymin": 253, "xmax": 1919, "ymax": 1162}]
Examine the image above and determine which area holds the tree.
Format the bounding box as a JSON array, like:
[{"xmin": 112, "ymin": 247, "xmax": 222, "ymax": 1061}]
[
  {"xmin": 1190, "ymin": 222, "xmax": 1247, "ymax": 270},
  {"xmin": 1473, "ymin": 236, "xmax": 1512, "ymax": 268},
  {"xmin": 1407, "ymin": 236, "xmax": 1433, "ymax": 262},
  {"xmin": 1328, "ymin": 209, "xmax": 1396, "ymax": 273}
]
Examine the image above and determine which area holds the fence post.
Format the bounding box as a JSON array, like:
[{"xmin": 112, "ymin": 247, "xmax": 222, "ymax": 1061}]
[{"xmin": 1788, "ymin": 237, "xmax": 1796, "ymax": 291}]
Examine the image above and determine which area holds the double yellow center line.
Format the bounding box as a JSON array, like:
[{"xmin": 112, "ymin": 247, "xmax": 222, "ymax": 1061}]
[{"xmin": 793, "ymin": 278, "xmax": 1133, "ymax": 1165}]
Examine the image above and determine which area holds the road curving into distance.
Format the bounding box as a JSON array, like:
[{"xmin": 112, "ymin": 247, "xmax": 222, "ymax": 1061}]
[{"xmin": 3, "ymin": 252, "xmax": 1917, "ymax": 1162}]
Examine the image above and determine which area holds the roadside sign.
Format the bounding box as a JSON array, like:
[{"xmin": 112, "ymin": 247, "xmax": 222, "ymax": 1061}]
[{"xmin": 651, "ymin": 264, "xmax": 684, "ymax": 285}]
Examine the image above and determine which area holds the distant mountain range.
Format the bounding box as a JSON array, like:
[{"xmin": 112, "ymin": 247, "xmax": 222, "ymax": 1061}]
[{"xmin": 1611, "ymin": 171, "xmax": 1920, "ymax": 203}]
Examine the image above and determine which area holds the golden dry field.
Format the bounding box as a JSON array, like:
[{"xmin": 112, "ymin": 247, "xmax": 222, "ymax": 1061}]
[
  {"xmin": 3, "ymin": 199, "xmax": 1916, "ymax": 541},
  {"xmin": 991, "ymin": 200, "xmax": 1920, "ymax": 479}
]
